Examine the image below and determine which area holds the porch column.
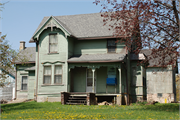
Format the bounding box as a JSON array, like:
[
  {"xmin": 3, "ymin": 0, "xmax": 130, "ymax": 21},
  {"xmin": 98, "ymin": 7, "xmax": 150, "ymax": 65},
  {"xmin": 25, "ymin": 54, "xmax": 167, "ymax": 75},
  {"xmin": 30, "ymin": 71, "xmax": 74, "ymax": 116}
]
[
  {"xmin": 117, "ymin": 66, "xmax": 122, "ymax": 105},
  {"xmin": 68, "ymin": 68, "xmax": 71, "ymax": 92},
  {"xmin": 92, "ymin": 68, "xmax": 95, "ymax": 93},
  {"xmin": 118, "ymin": 67, "xmax": 121, "ymax": 94}
]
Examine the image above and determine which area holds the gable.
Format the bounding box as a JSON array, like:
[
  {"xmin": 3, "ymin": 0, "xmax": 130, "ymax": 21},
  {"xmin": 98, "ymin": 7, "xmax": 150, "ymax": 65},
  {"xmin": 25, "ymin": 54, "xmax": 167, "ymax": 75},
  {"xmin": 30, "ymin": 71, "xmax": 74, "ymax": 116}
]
[{"xmin": 31, "ymin": 16, "xmax": 71, "ymax": 42}]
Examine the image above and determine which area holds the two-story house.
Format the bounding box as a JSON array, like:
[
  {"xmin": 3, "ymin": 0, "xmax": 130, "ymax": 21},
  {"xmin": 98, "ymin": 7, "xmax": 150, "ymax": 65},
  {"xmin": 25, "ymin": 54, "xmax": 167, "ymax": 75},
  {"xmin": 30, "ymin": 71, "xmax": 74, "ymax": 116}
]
[{"xmin": 15, "ymin": 13, "xmax": 177, "ymax": 105}]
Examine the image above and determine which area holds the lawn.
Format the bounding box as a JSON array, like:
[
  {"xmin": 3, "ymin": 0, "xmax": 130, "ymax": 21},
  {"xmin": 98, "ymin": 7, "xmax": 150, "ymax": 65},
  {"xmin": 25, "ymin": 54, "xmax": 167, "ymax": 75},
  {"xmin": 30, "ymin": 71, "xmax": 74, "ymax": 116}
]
[{"xmin": 0, "ymin": 101, "xmax": 179, "ymax": 119}]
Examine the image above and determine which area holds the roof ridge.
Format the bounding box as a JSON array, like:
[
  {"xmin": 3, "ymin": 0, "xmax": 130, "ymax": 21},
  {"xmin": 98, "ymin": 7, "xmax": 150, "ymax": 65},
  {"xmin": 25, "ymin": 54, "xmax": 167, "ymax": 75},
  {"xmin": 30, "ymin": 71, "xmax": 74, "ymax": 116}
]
[{"xmin": 53, "ymin": 12, "xmax": 101, "ymax": 17}]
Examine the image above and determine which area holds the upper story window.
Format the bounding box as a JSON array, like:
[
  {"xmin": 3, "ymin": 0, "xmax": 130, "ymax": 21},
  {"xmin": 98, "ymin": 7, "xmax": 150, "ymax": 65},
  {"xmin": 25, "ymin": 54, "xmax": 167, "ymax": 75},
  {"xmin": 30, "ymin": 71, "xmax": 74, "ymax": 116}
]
[
  {"xmin": 49, "ymin": 34, "xmax": 58, "ymax": 53},
  {"xmin": 22, "ymin": 76, "xmax": 28, "ymax": 90},
  {"xmin": 54, "ymin": 65, "xmax": 62, "ymax": 84},
  {"xmin": 43, "ymin": 66, "xmax": 51, "ymax": 84},
  {"xmin": 107, "ymin": 39, "xmax": 116, "ymax": 53}
]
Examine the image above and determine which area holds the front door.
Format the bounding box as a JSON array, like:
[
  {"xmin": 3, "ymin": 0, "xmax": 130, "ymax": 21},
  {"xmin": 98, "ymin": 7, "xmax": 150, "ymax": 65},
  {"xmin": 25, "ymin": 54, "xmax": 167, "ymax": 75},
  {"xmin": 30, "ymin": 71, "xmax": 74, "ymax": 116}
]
[{"xmin": 86, "ymin": 68, "xmax": 96, "ymax": 93}]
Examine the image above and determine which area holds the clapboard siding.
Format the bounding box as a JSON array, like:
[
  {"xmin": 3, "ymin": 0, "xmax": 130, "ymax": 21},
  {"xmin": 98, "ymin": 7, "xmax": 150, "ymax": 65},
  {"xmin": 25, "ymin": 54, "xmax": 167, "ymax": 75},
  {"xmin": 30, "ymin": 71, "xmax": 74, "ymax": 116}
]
[{"xmin": 37, "ymin": 26, "xmax": 68, "ymax": 98}]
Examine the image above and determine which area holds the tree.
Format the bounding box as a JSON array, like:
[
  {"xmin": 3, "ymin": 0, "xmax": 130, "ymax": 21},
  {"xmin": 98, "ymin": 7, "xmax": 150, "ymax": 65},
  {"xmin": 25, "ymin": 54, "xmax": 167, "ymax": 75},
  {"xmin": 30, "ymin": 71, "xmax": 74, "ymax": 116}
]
[
  {"xmin": 0, "ymin": 33, "xmax": 17, "ymax": 87},
  {"xmin": 94, "ymin": 0, "xmax": 179, "ymax": 67},
  {"xmin": 0, "ymin": 3, "xmax": 28, "ymax": 87}
]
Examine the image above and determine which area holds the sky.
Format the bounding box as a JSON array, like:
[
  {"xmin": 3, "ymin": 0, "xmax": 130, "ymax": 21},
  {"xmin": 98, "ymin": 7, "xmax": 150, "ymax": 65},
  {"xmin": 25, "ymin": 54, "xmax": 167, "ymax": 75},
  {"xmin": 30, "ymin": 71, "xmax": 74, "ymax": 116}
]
[{"xmin": 0, "ymin": 0, "xmax": 103, "ymax": 51}]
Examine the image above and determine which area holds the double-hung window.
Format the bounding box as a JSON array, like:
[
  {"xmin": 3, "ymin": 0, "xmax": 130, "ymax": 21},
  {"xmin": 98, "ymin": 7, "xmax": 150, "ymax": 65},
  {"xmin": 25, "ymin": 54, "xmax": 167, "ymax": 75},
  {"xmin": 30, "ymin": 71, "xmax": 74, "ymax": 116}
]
[
  {"xmin": 54, "ymin": 65, "xmax": 62, "ymax": 84},
  {"xmin": 22, "ymin": 76, "xmax": 28, "ymax": 90},
  {"xmin": 43, "ymin": 66, "xmax": 51, "ymax": 84},
  {"xmin": 49, "ymin": 34, "xmax": 58, "ymax": 53},
  {"xmin": 107, "ymin": 39, "xmax": 116, "ymax": 53}
]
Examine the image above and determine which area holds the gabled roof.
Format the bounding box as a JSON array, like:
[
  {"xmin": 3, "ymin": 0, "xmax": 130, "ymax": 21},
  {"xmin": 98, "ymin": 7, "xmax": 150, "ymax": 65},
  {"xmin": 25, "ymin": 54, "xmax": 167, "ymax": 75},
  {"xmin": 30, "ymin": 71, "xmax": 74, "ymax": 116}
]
[
  {"xmin": 15, "ymin": 47, "xmax": 36, "ymax": 64},
  {"xmin": 30, "ymin": 13, "xmax": 117, "ymax": 42}
]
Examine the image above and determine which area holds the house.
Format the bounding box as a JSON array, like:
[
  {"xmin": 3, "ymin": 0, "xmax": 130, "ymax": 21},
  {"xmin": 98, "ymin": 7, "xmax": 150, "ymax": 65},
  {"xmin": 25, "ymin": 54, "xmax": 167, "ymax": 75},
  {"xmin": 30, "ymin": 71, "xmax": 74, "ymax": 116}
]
[
  {"xmin": 15, "ymin": 13, "xmax": 177, "ymax": 105},
  {"xmin": 0, "ymin": 69, "xmax": 15, "ymax": 101}
]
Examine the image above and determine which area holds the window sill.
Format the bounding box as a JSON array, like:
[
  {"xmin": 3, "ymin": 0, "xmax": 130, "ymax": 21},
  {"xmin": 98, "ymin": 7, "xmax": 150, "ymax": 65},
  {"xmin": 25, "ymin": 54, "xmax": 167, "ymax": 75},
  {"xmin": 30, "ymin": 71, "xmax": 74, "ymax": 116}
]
[
  {"xmin": 41, "ymin": 84, "xmax": 64, "ymax": 86},
  {"xmin": 48, "ymin": 52, "xmax": 59, "ymax": 55}
]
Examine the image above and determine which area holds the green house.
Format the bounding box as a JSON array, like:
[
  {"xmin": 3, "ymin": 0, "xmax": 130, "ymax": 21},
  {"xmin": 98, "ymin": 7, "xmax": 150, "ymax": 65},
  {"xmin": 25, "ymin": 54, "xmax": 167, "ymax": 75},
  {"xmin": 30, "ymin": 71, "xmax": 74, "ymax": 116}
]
[{"xmin": 15, "ymin": 13, "xmax": 177, "ymax": 105}]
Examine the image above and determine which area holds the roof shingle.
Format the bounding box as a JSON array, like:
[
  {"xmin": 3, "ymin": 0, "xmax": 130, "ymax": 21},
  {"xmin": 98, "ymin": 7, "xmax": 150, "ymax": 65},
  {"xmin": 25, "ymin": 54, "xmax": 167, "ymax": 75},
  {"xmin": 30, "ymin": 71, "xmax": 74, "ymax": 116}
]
[
  {"xmin": 15, "ymin": 47, "xmax": 36, "ymax": 63},
  {"xmin": 68, "ymin": 53, "xmax": 126, "ymax": 63}
]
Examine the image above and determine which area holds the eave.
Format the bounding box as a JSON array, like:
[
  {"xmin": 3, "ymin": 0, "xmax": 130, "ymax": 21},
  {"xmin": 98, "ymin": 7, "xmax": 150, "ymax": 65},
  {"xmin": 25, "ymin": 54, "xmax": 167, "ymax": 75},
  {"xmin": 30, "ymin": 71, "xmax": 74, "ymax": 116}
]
[
  {"xmin": 67, "ymin": 60, "xmax": 123, "ymax": 63},
  {"xmin": 15, "ymin": 61, "xmax": 35, "ymax": 64}
]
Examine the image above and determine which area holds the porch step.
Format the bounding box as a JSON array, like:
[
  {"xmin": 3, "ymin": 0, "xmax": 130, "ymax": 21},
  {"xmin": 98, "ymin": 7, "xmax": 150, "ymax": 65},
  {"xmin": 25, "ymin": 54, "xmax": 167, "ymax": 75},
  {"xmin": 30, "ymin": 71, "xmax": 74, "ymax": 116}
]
[{"xmin": 66, "ymin": 94, "xmax": 87, "ymax": 105}]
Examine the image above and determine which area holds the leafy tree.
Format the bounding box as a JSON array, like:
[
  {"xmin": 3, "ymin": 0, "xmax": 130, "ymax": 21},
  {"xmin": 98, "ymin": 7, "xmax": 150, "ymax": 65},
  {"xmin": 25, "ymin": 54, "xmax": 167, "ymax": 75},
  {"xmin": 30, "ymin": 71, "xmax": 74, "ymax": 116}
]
[
  {"xmin": 0, "ymin": 3, "xmax": 28, "ymax": 87},
  {"xmin": 0, "ymin": 33, "xmax": 17, "ymax": 87},
  {"xmin": 94, "ymin": 0, "xmax": 179, "ymax": 67}
]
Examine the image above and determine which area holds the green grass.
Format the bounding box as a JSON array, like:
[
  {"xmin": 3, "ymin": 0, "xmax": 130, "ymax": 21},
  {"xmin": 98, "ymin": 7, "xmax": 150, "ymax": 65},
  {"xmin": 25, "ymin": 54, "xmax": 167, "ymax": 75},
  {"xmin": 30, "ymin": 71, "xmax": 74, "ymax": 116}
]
[{"xmin": 1, "ymin": 101, "xmax": 179, "ymax": 119}]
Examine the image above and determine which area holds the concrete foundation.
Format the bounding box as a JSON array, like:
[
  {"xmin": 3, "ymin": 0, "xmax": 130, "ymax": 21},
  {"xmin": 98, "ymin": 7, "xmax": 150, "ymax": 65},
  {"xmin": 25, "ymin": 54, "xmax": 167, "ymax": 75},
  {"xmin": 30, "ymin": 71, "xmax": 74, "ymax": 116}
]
[
  {"xmin": 116, "ymin": 95, "xmax": 122, "ymax": 105},
  {"xmin": 147, "ymin": 93, "xmax": 174, "ymax": 103},
  {"xmin": 37, "ymin": 96, "xmax": 61, "ymax": 102}
]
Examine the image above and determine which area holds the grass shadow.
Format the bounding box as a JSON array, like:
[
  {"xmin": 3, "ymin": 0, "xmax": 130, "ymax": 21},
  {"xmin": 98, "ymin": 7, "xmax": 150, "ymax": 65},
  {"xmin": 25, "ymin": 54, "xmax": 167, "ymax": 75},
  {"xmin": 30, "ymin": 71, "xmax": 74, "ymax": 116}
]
[{"xmin": 1, "ymin": 101, "xmax": 43, "ymax": 113}]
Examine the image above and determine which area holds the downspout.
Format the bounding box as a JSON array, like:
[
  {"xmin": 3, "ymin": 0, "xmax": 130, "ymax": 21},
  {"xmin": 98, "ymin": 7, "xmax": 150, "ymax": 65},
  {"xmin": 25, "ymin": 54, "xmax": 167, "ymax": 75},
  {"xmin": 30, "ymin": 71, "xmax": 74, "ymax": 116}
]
[
  {"xmin": 35, "ymin": 42, "xmax": 39, "ymax": 101},
  {"xmin": 15, "ymin": 67, "xmax": 17, "ymax": 99},
  {"xmin": 123, "ymin": 58, "xmax": 129, "ymax": 105},
  {"xmin": 126, "ymin": 54, "xmax": 130, "ymax": 105}
]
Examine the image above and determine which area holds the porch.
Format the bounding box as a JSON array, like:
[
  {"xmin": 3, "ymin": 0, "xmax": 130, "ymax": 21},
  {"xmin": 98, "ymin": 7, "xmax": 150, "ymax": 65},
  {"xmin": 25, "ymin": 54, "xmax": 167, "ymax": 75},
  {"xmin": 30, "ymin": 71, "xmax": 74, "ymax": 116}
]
[
  {"xmin": 61, "ymin": 92, "xmax": 128, "ymax": 105},
  {"xmin": 67, "ymin": 62, "xmax": 128, "ymax": 105},
  {"xmin": 68, "ymin": 63, "xmax": 127, "ymax": 92}
]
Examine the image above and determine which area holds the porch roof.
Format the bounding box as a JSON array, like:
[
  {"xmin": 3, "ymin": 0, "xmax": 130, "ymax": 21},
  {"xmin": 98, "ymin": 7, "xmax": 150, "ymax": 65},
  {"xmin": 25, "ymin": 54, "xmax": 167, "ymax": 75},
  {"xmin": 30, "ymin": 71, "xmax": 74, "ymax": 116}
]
[{"xmin": 68, "ymin": 53, "xmax": 126, "ymax": 63}]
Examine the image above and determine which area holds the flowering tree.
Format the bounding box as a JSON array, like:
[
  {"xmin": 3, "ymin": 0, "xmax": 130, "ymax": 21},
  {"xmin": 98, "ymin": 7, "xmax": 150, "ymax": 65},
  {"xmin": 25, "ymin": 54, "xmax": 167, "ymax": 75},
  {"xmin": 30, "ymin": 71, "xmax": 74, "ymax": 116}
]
[{"xmin": 94, "ymin": 0, "xmax": 179, "ymax": 67}]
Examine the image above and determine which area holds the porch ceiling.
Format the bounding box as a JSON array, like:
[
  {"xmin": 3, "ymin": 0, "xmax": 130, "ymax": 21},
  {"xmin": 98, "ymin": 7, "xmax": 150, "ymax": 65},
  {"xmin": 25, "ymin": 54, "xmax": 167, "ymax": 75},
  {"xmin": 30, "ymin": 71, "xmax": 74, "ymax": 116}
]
[{"xmin": 68, "ymin": 53, "xmax": 126, "ymax": 63}]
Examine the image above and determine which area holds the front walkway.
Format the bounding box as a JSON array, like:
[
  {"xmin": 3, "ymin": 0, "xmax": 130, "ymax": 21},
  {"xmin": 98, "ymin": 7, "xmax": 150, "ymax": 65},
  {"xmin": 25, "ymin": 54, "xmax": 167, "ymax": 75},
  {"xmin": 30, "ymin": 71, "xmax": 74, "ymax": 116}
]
[{"xmin": 7, "ymin": 98, "xmax": 27, "ymax": 104}]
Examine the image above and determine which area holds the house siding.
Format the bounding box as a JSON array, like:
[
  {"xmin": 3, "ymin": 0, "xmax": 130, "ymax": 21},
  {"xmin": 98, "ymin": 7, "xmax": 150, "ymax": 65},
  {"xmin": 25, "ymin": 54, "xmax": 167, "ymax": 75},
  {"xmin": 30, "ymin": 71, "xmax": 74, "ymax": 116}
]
[
  {"xmin": 130, "ymin": 62, "xmax": 145, "ymax": 102},
  {"xmin": 0, "ymin": 69, "xmax": 15, "ymax": 101},
  {"xmin": 68, "ymin": 37, "xmax": 74, "ymax": 58},
  {"xmin": 16, "ymin": 64, "xmax": 35, "ymax": 99},
  {"xmin": 71, "ymin": 67, "xmax": 86, "ymax": 92},
  {"xmin": 146, "ymin": 67, "xmax": 175, "ymax": 103},
  {"xmin": 36, "ymin": 27, "xmax": 68, "ymax": 102},
  {"xmin": 28, "ymin": 71, "xmax": 35, "ymax": 99},
  {"xmin": 73, "ymin": 39, "xmax": 126, "ymax": 55}
]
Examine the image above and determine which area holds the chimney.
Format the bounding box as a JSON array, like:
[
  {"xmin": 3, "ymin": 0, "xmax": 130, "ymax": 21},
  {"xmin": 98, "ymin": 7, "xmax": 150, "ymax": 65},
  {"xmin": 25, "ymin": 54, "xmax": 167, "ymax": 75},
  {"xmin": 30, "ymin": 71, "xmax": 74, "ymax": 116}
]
[{"xmin": 19, "ymin": 41, "xmax": 25, "ymax": 51}]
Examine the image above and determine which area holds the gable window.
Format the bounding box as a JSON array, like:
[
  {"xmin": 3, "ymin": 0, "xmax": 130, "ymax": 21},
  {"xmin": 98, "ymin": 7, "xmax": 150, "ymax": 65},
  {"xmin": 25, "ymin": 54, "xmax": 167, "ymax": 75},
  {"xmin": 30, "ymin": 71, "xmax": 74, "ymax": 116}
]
[
  {"xmin": 107, "ymin": 39, "xmax": 116, "ymax": 53},
  {"xmin": 49, "ymin": 34, "xmax": 58, "ymax": 53},
  {"xmin": 54, "ymin": 65, "xmax": 62, "ymax": 84},
  {"xmin": 22, "ymin": 76, "xmax": 28, "ymax": 90},
  {"xmin": 43, "ymin": 66, "xmax": 51, "ymax": 84}
]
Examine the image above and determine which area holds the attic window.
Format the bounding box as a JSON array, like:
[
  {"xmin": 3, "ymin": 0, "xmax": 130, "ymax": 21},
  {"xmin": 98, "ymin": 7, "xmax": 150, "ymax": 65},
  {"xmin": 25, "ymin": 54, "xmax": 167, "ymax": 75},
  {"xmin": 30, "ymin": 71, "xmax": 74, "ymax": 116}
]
[
  {"xmin": 49, "ymin": 34, "xmax": 58, "ymax": 53},
  {"xmin": 107, "ymin": 39, "xmax": 116, "ymax": 53}
]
